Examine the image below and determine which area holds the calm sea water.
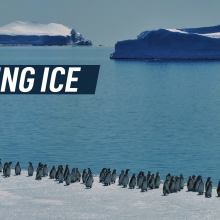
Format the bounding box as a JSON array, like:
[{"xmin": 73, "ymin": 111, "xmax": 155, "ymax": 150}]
[{"xmin": 0, "ymin": 46, "xmax": 220, "ymax": 184}]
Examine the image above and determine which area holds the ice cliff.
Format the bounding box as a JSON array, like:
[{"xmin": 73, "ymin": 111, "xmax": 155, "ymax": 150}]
[
  {"xmin": 110, "ymin": 25, "xmax": 220, "ymax": 59},
  {"xmin": 0, "ymin": 21, "xmax": 92, "ymax": 46}
]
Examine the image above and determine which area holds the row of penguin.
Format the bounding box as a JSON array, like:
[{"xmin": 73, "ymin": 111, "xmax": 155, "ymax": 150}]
[{"xmin": 1, "ymin": 161, "xmax": 218, "ymax": 197}]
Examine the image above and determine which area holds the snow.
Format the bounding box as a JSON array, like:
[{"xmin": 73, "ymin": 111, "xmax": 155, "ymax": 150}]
[
  {"xmin": 0, "ymin": 170, "xmax": 220, "ymax": 219},
  {"xmin": 0, "ymin": 21, "xmax": 92, "ymax": 46},
  {"xmin": 111, "ymin": 25, "xmax": 220, "ymax": 59}
]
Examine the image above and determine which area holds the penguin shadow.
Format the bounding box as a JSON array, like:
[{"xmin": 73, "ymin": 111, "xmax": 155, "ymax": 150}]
[
  {"xmin": 197, "ymin": 193, "xmax": 204, "ymax": 196},
  {"xmin": 161, "ymin": 195, "xmax": 168, "ymax": 196},
  {"xmin": 85, "ymin": 187, "xmax": 91, "ymax": 189}
]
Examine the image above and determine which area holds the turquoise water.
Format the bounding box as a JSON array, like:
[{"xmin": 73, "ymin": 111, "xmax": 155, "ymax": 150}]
[{"xmin": 0, "ymin": 46, "xmax": 220, "ymax": 184}]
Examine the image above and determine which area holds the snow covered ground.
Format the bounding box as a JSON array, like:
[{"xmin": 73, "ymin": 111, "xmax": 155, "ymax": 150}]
[
  {"xmin": 0, "ymin": 170, "xmax": 219, "ymax": 219},
  {"xmin": 0, "ymin": 21, "xmax": 92, "ymax": 46},
  {"xmin": 110, "ymin": 25, "xmax": 220, "ymax": 59}
]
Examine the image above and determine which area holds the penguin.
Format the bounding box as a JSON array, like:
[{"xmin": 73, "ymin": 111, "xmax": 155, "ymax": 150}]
[
  {"xmin": 36, "ymin": 162, "xmax": 43, "ymax": 173},
  {"xmin": 198, "ymin": 179, "xmax": 204, "ymax": 195},
  {"xmin": 205, "ymin": 177, "xmax": 211, "ymax": 192},
  {"xmin": 192, "ymin": 175, "xmax": 196, "ymax": 186},
  {"xmin": 58, "ymin": 169, "xmax": 64, "ymax": 183},
  {"xmin": 187, "ymin": 176, "xmax": 193, "ymax": 191},
  {"xmin": 86, "ymin": 172, "xmax": 94, "ymax": 188},
  {"xmin": 84, "ymin": 168, "xmax": 91, "ymax": 183},
  {"xmin": 122, "ymin": 172, "xmax": 129, "ymax": 188},
  {"xmin": 65, "ymin": 173, "xmax": 72, "ymax": 185},
  {"xmin": 137, "ymin": 171, "xmax": 142, "ymax": 184},
  {"xmin": 168, "ymin": 176, "xmax": 175, "ymax": 193},
  {"xmin": 195, "ymin": 176, "xmax": 202, "ymax": 192},
  {"xmin": 154, "ymin": 172, "xmax": 161, "ymax": 188},
  {"xmin": 129, "ymin": 174, "xmax": 136, "ymax": 188},
  {"xmin": 82, "ymin": 169, "xmax": 87, "ymax": 183},
  {"xmin": 137, "ymin": 173, "xmax": 144, "ymax": 188},
  {"xmin": 0, "ymin": 159, "xmax": 2, "ymax": 172},
  {"xmin": 179, "ymin": 174, "xmax": 185, "ymax": 189},
  {"xmin": 111, "ymin": 169, "xmax": 117, "ymax": 183},
  {"xmin": 28, "ymin": 162, "xmax": 34, "ymax": 176},
  {"xmin": 104, "ymin": 171, "xmax": 111, "ymax": 185},
  {"xmin": 64, "ymin": 165, "xmax": 70, "ymax": 180},
  {"xmin": 15, "ymin": 162, "xmax": 21, "ymax": 175},
  {"xmin": 205, "ymin": 180, "xmax": 213, "ymax": 198},
  {"xmin": 148, "ymin": 174, "xmax": 155, "ymax": 189},
  {"xmin": 193, "ymin": 175, "xmax": 202, "ymax": 192},
  {"xmin": 49, "ymin": 166, "xmax": 56, "ymax": 179},
  {"xmin": 75, "ymin": 168, "xmax": 81, "ymax": 182},
  {"xmin": 36, "ymin": 167, "xmax": 43, "ymax": 180},
  {"xmin": 166, "ymin": 174, "xmax": 171, "ymax": 182},
  {"xmin": 99, "ymin": 168, "xmax": 107, "ymax": 182},
  {"xmin": 55, "ymin": 165, "xmax": 63, "ymax": 180},
  {"xmin": 146, "ymin": 171, "xmax": 151, "ymax": 181},
  {"xmin": 118, "ymin": 170, "xmax": 124, "ymax": 185},
  {"xmin": 3, "ymin": 162, "xmax": 8, "ymax": 175},
  {"xmin": 71, "ymin": 168, "xmax": 77, "ymax": 183},
  {"xmin": 43, "ymin": 164, "xmax": 48, "ymax": 177},
  {"xmin": 216, "ymin": 181, "xmax": 220, "ymax": 197},
  {"xmin": 4, "ymin": 163, "xmax": 12, "ymax": 177},
  {"xmin": 141, "ymin": 176, "xmax": 148, "ymax": 192},
  {"xmin": 174, "ymin": 176, "xmax": 180, "ymax": 192},
  {"xmin": 163, "ymin": 180, "xmax": 169, "ymax": 195}
]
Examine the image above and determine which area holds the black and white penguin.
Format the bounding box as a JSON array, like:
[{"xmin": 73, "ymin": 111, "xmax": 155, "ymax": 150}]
[
  {"xmin": 193, "ymin": 175, "xmax": 202, "ymax": 192},
  {"xmin": 0, "ymin": 159, "xmax": 2, "ymax": 172},
  {"xmin": 36, "ymin": 162, "xmax": 43, "ymax": 173},
  {"xmin": 192, "ymin": 175, "xmax": 196, "ymax": 186},
  {"xmin": 141, "ymin": 176, "xmax": 148, "ymax": 192},
  {"xmin": 64, "ymin": 165, "xmax": 70, "ymax": 180},
  {"xmin": 122, "ymin": 170, "xmax": 129, "ymax": 188},
  {"xmin": 154, "ymin": 172, "xmax": 161, "ymax": 188},
  {"xmin": 82, "ymin": 169, "xmax": 88, "ymax": 183},
  {"xmin": 179, "ymin": 174, "xmax": 185, "ymax": 189},
  {"xmin": 205, "ymin": 177, "xmax": 211, "ymax": 192},
  {"xmin": 58, "ymin": 169, "xmax": 64, "ymax": 183},
  {"xmin": 104, "ymin": 171, "xmax": 111, "ymax": 185},
  {"xmin": 3, "ymin": 162, "xmax": 10, "ymax": 175},
  {"xmin": 195, "ymin": 176, "xmax": 202, "ymax": 192},
  {"xmin": 137, "ymin": 171, "xmax": 142, "ymax": 184},
  {"xmin": 216, "ymin": 181, "xmax": 220, "ymax": 197},
  {"xmin": 43, "ymin": 164, "xmax": 48, "ymax": 177},
  {"xmin": 205, "ymin": 180, "xmax": 213, "ymax": 197},
  {"xmin": 166, "ymin": 174, "xmax": 171, "ymax": 182},
  {"xmin": 169, "ymin": 176, "xmax": 175, "ymax": 193},
  {"xmin": 55, "ymin": 165, "xmax": 63, "ymax": 180},
  {"xmin": 187, "ymin": 176, "xmax": 193, "ymax": 191},
  {"xmin": 84, "ymin": 168, "xmax": 92, "ymax": 183},
  {"xmin": 28, "ymin": 162, "xmax": 34, "ymax": 176},
  {"xmin": 65, "ymin": 173, "xmax": 72, "ymax": 185},
  {"xmin": 163, "ymin": 180, "xmax": 170, "ymax": 195},
  {"xmin": 75, "ymin": 168, "xmax": 81, "ymax": 182},
  {"xmin": 146, "ymin": 171, "xmax": 151, "ymax": 182},
  {"xmin": 118, "ymin": 170, "xmax": 124, "ymax": 185},
  {"xmin": 4, "ymin": 162, "xmax": 12, "ymax": 177},
  {"xmin": 137, "ymin": 173, "xmax": 144, "ymax": 188},
  {"xmin": 129, "ymin": 174, "xmax": 136, "ymax": 188},
  {"xmin": 111, "ymin": 169, "xmax": 117, "ymax": 183},
  {"xmin": 148, "ymin": 174, "xmax": 155, "ymax": 189},
  {"xmin": 49, "ymin": 166, "xmax": 56, "ymax": 179},
  {"xmin": 36, "ymin": 167, "xmax": 43, "ymax": 180},
  {"xmin": 99, "ymin": 168, "xmax": 107, "ymax": 182},
  {"xmin": 71, "ymin": 168, "xmax": 76, "ymax": 183},
  {"xmin": 198, "ymin": 179, "xmax": 204, "ymax": 195},
  {"xmin": 86, "ymin": 172, "xmax": 94, "ymax": 188},
  {"xmin": 174, "ymin": 176, "xmax": 180, "ymax": 192},
  {"xmin": 15, "ymin": 162, "xmax": 21, "ymax": 175}
]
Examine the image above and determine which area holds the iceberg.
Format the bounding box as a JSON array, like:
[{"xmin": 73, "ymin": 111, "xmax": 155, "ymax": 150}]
[
  {"xmin": 0, "ymin": 21, "xmax": 92, "ymax": 46},
  {"xmin": 110, "ymin": 25, "xmax": 220, "ymax": 59}
]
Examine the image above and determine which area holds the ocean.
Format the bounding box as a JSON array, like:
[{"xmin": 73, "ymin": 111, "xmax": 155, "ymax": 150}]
[{"xmin": 0, "ymin": 46, "xmax": 220, "ymax": 184}]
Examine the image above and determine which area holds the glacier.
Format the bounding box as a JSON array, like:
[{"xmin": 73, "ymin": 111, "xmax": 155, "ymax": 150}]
[
  {"xmin": 0, "ymin": 21, "xmax": 92, "ymax": 46},
  {"xmin": 110, "ymin": 25, "xmax": 220, "ymax": 59},
  {"xmin": 0, "ymin": 170, "xmax": 220, "ymax": 219}
]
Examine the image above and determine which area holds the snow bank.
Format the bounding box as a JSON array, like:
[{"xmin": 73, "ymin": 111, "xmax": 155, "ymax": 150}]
[
  {"xmin": 0, "ymin": 21, "xmax": 92, "ymax": 46},
  {"xmin": 0, "ymin": 170, "xmax": 219, "ymax": 219},
  {"xmin": 110, "ymin": 25, "xmax": 220, "ymax": 59}
]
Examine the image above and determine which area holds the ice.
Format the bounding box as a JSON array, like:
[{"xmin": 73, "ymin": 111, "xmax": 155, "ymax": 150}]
[
  {"xmin": 0, "ymin": 21, "xmax": 92, "ymax": 46},
  {"xmin": 111, "ymin": 25, "xmax": 220, "ymax": 59},
  {"xmin": 0, "ymin": 170, "xmax": 219, "ymax": 219}
]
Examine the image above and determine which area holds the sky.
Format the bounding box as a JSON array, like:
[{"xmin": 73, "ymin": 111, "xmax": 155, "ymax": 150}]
[{"xmin": 0, "ymin": 0, "xmax": 220, "ymax": 45}]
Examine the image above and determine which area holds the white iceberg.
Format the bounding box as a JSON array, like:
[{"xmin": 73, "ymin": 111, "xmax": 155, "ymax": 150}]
[
  {"xmin": 0, "ymin": 21, "xmax": 92, "ymax": 46},
  {"xmin": 0, "ymin": 170, "xmax": 219, "ymax": 219},
  {"xmin": 110, "ymin": 25, "xmax": 220, "ymax": 59}
]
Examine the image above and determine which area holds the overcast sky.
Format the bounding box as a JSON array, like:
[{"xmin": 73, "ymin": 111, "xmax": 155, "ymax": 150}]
[{"xmin": 0, "ymin": 0, "xmax": 220, "ymax": 45}]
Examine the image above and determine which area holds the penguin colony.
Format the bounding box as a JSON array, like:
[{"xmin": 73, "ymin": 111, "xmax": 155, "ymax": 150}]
[{"xmin": 0, "ymin": 159, "xmax": 219, "ymax": 197}]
